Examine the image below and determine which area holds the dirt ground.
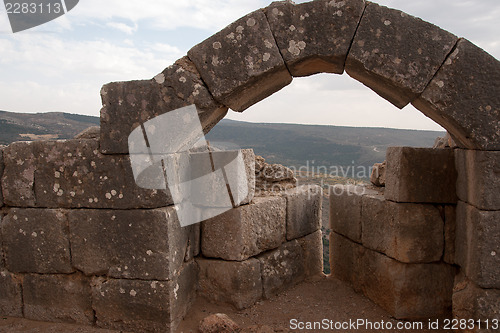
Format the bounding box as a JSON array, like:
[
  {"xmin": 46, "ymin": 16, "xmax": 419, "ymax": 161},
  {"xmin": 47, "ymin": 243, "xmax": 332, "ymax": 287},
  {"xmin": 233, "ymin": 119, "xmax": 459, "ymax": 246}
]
[{"xmin": 0, "ymin": 275, "xmax": 450, "ymax": 333}]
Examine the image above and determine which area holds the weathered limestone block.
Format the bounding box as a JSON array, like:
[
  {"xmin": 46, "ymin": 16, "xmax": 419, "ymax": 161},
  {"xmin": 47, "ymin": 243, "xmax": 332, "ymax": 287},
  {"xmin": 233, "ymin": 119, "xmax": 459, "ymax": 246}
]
[
  {"xmin": 1, "ymin": 141, "xmax": 36, "ymax": 207},
  {"xmin": 385, "ymin": 147, "xmax": 457, "ymax": 204},
  {"xmin": 1, "ymin": 209, "xmax": 73, "ymax": 273},
  {"xmin": 197, "ymin": 258, "xmax": 262, "ymax": 310},
  {"xmin": 23, "ymin": 273, "xmax": 94, "ymax": 324},
  {"xmin": 100, "ymin": 57, "xmax": 228, "ymax": 154},
  {"xmin": 330, "ymin": 232, "xmax": 364, "ymax": 293},
  {"xmin": 265, "ymin": 0, "xmax": 365, "ymax": 76},
  {"xmin": 92, "ymin": 261, "xmax": 197, "ymax": 333},
  {"xmin": 329, "ymin": 184, "xmax": 365, "ymax": 243},
  {"xmin": 360, "ymin": 248, "xmax": 455, "ymax": 319},
  {"xmin": 413, "ymin": 39, "xmax": 500, "ymax": 150},
  {"xmin": 285, "ymin": 185, "xmax": 322, "ymax": 240},
  {"xmin": 455, "ymin": 202, "xmax": 500, "ymax": 289},
  {"xmin": 346, "ymin": 2, "xmax": 457, "ymax": 108},
  {"xmin": 444, "ymin": 205, "xmax": 456, "ymax": 265},
  {"xmin": 0, "ymin": 270, "xmax": 23, "ymax": 317},
  {"xmin": 453, "ymin": 277, "xmax": 500, "ymax": 328},
  {"xmin": 370, "ymin": 160, "xmax": 386, "ymax": 187},
  {"xmin": 297, "ymin": 230, "xmax": 324, "ymax": 277},
  {"xmin": 258, "ymin": 239, "xmax": 305, "ymax": 299},
  {"xmin": 0, "ymin": 146, "xmax": 4, "ymax": 207},
  {"xmin": 455, "ymin": 149, "xmax": 500, "ymax": 210},
  {"xmin": 362, "ymin": 195, "xmax": 444, "ymax": 264},
  {"xmin": 202, "ymin": 196, "xmax": 286, "ymax": 261},
  {"xmin": 69, "ymin": 207, "xmax": 194, "ymax": 280},
  {"xmin": 188, "ymin": 10, "xmax": 292, "ymax": 112},
  {"xmin": 35, "ymin": 139, "xmax": 172, "ymax": 209}
]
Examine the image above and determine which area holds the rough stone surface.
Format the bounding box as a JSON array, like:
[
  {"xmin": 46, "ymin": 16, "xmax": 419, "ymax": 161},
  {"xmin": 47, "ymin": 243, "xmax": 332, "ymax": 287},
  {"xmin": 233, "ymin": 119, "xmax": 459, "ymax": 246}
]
[
  {"xmin": 1, "ymin": 141, "xmax": 36, "ymax": 207},
  {"xmin": 92, "ymin": 261, "xmax": 197, "ymax": 333},
  {"xmin": 0, "ymin": 270, "xmax": 23, "ymax": 317},
  {"xmin": 74, "ymin": 126, "xmax": 100, "ymax": 139},
  {"xmin": 362, "ymin": 194, "xmax": 444, "ymax": 264},
  {"xmin": 453, "ymin": 276, "xmax": 500, "ymax": 326},
  {"xmin": 360, "ymin": 247, "xmax": 455, "ymax": 319},
  {"xmin": 197, "ymin": 258, "xmax": 262, "ymax": 310},
  {"xmin": 188, "ymin": 10, "xmax": 292, "ymax": 112},
  {"xmin": 202, "ymin": 196, "xmax": 286, "ymax": 261},
  {"xmin": 23, "ymin": 273, "xmax": 94, "ymax": 325},
  {"xmin": 255, "ymin": 158, "xmax": 297, "ymax": 196},
  {"xmin": 285, "ymin": 185, "xmax": 322, "ymax": 240},
  {"xmin": 1, "ymin": 209, "xmax": 73, "ymax": 273},
  {"xmin": 265, "ymin": 0, "xmax": 365, "ymax": 77},
  {"xmin": 413, "ymin": 39, "xmax": 500, "ymax": 150},
  {"xmin": 385, "ymin": 147, "xmax": 457, "ymax": 204},
  {"xmin": 370, "ymin": 161, "xmax": 386, "ymax": 187},
  {"xmin": 199, "ymin": 313, "xmax": 240, "ymax": 333},
  {"xmin": 0, "ymin": 146, "xmax": 4, "ymax": 208},
  {"xmin": 455, "ymin": 149, "xmax": 500, "ymax": 210},
  {"xmin": 34, "ymin": 139, "xmax": 172, "ymax": 209},
  {"xmin": 346, "ymin": 2, "xmax": 457, "ymax": 108},
  {"xmin": 329, "ymin": 185, "xmax": 364, "ymax": 243},
  {"xmin": 100, "ymin": 57, "xmax": 228, "ymax": 154},
  {"xmin": 69, "ymin": 207, "xmax": 194, "ymax": 280},
  {"xmin": 330, "ymin": 232, "xmax": 364, "ymax": 293},
  {"xmin": 455, "ymin": 201, "xmax": 500, "ymax": 289},
  {"xmin": 258, "ymin": 239, "xmax": 305, "ymax": 299},
  {"xmin": 297, "ymin": 230, "xmax": 324, "ymax": 277},
  {"xmin": 444, "ymin": 205, "xmax": 456, "ymax": 265}
]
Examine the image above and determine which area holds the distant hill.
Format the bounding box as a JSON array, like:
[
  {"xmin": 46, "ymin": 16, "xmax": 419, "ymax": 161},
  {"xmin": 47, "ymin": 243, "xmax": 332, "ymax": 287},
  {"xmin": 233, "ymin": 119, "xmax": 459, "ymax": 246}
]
[
  {"xmin": 0, "ymin": 110, "xmax": 99, "ymax": 145},
  {"xmin": 0, "ymin": 110, "xmax": 443, "ymax": 169}
]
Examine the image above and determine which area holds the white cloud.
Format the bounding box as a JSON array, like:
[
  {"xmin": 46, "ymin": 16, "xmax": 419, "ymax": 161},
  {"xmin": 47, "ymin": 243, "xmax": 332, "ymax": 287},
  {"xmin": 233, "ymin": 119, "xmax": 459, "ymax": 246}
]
[{"xmin": 106, "ymin": 22, "xmax": 138, "ymax": 35}]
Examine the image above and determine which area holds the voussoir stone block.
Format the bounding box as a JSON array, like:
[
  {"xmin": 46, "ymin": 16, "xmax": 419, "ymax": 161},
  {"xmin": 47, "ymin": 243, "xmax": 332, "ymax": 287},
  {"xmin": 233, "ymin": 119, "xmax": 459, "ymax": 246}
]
[
  {"xmin": 413, "ymin": 39, "xmax": 500, "ymax": 150},
  {"xmin": 1, "ymin": 209, "xmax": 73, "ymax": 274},
  {"xmin": 455, "ymin": 149, "xmax": 500, "ymax": 211},
  {"xmin": 1, "ymin": 141, "xmax": 36, "ymax": 207},
  {"xmin": 455, "ymin": 201, "xmax": 500, "ymax": 289},
  {"xmin": 265, "ymin": 0, "xmax": 365, "ymax": 76},
  {"xmin": 346, "ymin": 2, "xmax": 457, "ymax": 108},
  {"xmin": 0, "ymin": 270, "xmax": 23, "ymax": 317},
  {"xmin": 23, "ymin": 273, "xmax": 94, "ymax": 325},
  {"xmin": 69, "ymin": 207, "xmax": 194, "ymax": 280},
  {"xmin": 385, "ymin": 147, "xmax": 458, "ymax": 204},
  {"xmin": 285, "ymin": 185, "xmax": 322, "ymax": 240},
  {"xmin": 197, "ymin": 257, "xmax": 262, "ymax": 310},
  {"xmin": 34, "ymin": 139, "xmax": 172, "ymax": 209},
  {"xmin": 202, "ymin": 196, "xmax": 286, "ymax": 261},
  {"xmin": 100, "ymin": 57, "xmax": 228, "ymax": 154},
  {"xmin": 258, "ymin": 239, "xmax": 306, "ymax": 299},
  {"xmin": 188, "ymin": 9, "xmax": 292, "ymax": 112},
  {"xmin": 92, "ymin": 260, "xmax": 197, "ymax": 333}
]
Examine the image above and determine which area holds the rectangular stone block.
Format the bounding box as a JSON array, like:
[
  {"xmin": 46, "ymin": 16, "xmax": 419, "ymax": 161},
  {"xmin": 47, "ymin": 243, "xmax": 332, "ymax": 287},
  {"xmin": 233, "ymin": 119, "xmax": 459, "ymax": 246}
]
[
  {"xmin": 34, "ymin": 139, "xmax": 172, "ymax": 209},
  {"xmin": 455, "ymin": 201, "xmax": 500, "ymax": 289},
  {"xmin": 285, "ymin": 185, "xmax": 322, "ymax": 240},
  {"xmin": 385, "ymin": 147, "xmax": 458, "ymax": 204},
  {"xmin": 265, "ymin": 0, "xmax": 365, "ymax": 77},
  {"xmin": 202, "ymin": 196, "xmax": 286, "ymax": 261},
  {"xmin": 23, "ymin": 273, "xmax": 93, "ymax": 324},
  {"xmin": 188, "ymin": 10, "xmax": 292, "ymax": 112},
  {"xmin": 346, "ymin": 2, "xmax": 457, "ymax": 108},
  {"xmin": 455, "ymin": 149, "xmax": 500, "ymax": 211},
  {"xmin": 0, "ymin": 146, "xmax": 4, "ymax": 208},
  {"xmin": 453, "ymin": 277, "xmax": 500, "ymax": 329},
  {"xmin": 258, "ymin": 239, "xmax": 305, "ymax": 299},
  {"xmin": 444, "ymin": 205, "xmax": 456, "ymax": 265},
  {"xmin": 297, "ymin": 230, "xmax": 324, "ymax": 277},
  {"xmin": 92, "ymin": 260, "xmax": 197, "ymax": 333},
  {"xmin": 0, "ymin": 270, "xmax": 23, "ymax": 317},
  {"xmin": 197, "ymin": 257, "xmax": 262, "ymax": 310},
  {"xmin": 362, "ymin": 196, "xmax": 444, "ymax": 264},
  {"xmin": 360, "ymin": 248, "xmax": 455, "ymax": 319},
  {"xmin": 330, "ymin": 232, "xmax": 364, "ymax": 293},
  {"xmin": 1, "ymin": 209, "xmax": 73, "ymax": 274},
  {"xmin": 329, "ymin": 185, "xmax": 364, "ymax": 243},
  {"xmin": 413, "ymin": 39, "xmax": 500, "ymax": 150},
  {"xmin": 69, "ymin": 207, "xmax": 195, "ymax": 280},
  {"xmin": 1, "ymin": 141, "xmax": 36, "ymax": 207},
  {"xmin": 100, "ymin": 57, "xmax": 228, "ymax": 154}
]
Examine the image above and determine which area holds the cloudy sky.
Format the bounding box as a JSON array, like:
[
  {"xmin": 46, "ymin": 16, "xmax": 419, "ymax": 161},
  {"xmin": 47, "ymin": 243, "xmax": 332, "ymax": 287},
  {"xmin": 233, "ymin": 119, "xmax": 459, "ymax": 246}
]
[{"xmin": 0, "ymin": 0, "xmax": 498, "ymax": 131}]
